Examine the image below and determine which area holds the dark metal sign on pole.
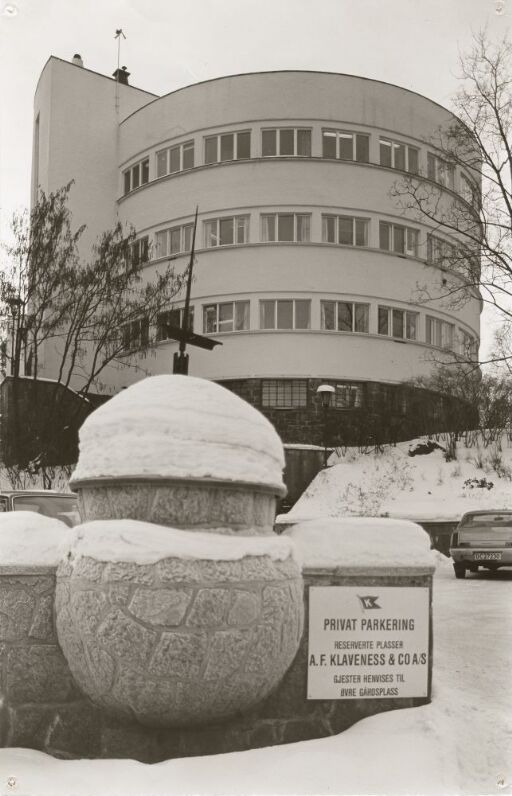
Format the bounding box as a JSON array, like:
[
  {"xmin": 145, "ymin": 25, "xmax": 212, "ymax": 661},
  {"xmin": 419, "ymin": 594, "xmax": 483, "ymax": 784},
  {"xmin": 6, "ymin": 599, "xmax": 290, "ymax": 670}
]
[{"xmin": 170, "ymin": 206, "xmax": 221, "ymax": 375}]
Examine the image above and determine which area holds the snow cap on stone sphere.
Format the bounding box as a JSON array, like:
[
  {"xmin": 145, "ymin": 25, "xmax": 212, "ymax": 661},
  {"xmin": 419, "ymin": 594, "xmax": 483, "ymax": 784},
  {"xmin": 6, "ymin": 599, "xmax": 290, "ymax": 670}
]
[{"xmin": 71, "ymin": 375, "xmax": 285, "ymax": 492}]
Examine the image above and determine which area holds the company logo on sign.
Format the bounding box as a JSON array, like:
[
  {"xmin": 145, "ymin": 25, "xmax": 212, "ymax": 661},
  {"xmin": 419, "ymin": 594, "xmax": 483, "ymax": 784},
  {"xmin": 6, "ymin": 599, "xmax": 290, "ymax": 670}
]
[{"xmin": 357, "ymin": 595, "xmax": 381, "ymax": 610}]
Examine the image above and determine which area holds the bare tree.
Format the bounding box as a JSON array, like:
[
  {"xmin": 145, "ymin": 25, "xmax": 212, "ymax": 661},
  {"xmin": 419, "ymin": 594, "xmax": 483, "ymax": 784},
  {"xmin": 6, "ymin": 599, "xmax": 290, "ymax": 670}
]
[
  {"xmin": 392, "ymin": 30, "xmax": 512, "ymax": 369},
  {"xmin": 0, "ymin": 182, "xmax": 186, "ymax": 480}
]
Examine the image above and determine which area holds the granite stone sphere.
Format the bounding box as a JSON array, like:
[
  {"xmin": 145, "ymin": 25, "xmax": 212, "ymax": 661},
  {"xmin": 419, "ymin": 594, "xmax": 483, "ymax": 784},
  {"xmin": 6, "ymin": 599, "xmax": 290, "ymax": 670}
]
[
  {"xmin": 55, "ymin": 524, "xmax": 304, "ymax": 728},
  {"xmin": 70, "ymin": 375, "xmax": 286, "ymax": 534}
]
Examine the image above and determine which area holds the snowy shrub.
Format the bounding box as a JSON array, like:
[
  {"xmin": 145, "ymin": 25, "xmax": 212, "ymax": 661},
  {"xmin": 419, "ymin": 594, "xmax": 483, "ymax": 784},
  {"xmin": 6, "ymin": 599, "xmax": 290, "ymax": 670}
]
[
  {"xmin": 488, "ymin": 450, "xmax": 512, "ymax": 480},
  {"xmin": 463, "ymin": 477, "xmax": 494, "ymax": 491}
]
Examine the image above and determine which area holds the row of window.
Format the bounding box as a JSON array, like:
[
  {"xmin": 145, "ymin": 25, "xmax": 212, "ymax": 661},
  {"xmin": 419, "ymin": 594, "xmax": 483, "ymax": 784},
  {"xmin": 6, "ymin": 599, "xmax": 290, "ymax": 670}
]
[
  {"xmin": 133, "ymin": 214, "xmax": 460, "ymax": 263},
  {"xmin": 122, "ymin": 299, "xmax": 477, "ymax": 357},
  {"xmin": 223, "ymin": 379, "xmax": 363, "ymax": 410},
  {"xmin": 122, "ymin": 126, "xmax": 477, "ymax": 201}
]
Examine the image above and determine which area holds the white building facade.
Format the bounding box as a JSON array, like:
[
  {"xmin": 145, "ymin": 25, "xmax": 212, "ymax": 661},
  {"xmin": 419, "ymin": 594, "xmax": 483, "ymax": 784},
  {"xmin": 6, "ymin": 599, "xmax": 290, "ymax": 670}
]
[{"xmin": 32, "ymin": 57, "xmax": 481, "ymax": 444}]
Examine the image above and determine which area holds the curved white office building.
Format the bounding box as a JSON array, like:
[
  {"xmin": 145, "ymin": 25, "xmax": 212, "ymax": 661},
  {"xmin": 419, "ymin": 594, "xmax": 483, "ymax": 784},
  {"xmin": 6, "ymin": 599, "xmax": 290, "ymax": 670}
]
[{"xmin": 32, "ymin": 57, "xmax": 480, "ymax": 444}]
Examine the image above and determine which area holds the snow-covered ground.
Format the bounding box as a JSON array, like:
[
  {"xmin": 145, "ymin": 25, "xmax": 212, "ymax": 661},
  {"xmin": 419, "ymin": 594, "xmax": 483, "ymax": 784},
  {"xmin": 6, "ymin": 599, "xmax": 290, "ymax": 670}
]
[
  {"xmin": 283, "ymin": 433, "xmax": 512, "ymax": 522},
  {"xmin": 0, "ymin": 555, "xmax": 510, "ymax": 795}
]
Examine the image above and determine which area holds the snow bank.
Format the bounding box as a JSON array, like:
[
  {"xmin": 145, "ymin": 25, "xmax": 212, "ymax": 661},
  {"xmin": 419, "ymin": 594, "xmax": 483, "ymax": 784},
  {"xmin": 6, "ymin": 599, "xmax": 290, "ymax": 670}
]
[
  {"xmin": 71, "ymin": 375, "xmax": 285, "ymax": 490},
  {"xmin": 0, "ymin": 701, "xmax": 460, "ymax": 795},
  {"xmin": 286, "ymin": 516, "xmax": 436, "ymax": 569},
  {"xmin": 0, "ymin": 512, "xmax": 72, "ymax": 566},
  {"xmin": 66, "ymin": 520, "xmax": 301, "ymax": 566},
  {"xmin": 287, "ymin": 437, "xmax": 512, "ymax": 523}
]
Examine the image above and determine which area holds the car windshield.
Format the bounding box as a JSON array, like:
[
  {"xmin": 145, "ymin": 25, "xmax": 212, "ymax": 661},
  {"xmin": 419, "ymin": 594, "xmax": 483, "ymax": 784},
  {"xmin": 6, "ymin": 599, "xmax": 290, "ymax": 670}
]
[
  {"xmin": 12, "ymin": 494, "xmax": 80, "ymax": 527},
  {"xmin": 460, "ymin": 513, "xmax": 512, "ymax": 529}
]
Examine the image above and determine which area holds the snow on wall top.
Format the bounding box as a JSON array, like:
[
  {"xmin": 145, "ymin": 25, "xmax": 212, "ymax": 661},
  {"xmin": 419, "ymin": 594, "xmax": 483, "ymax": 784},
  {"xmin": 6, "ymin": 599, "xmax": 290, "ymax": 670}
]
[
  {"xmin": 286, "ymin": 516, "xmax": 436, "ymax": 569},
  {"xmin": 66, "ymin": 519, "xmax": 301, "ymax": 566},
  {"xmin": 0, "ymin": 512, "xmax": 73, "ymax": 567},
  {"xmin": 71, "ymin": 375, "xmax": 285, "ymax": 490}
]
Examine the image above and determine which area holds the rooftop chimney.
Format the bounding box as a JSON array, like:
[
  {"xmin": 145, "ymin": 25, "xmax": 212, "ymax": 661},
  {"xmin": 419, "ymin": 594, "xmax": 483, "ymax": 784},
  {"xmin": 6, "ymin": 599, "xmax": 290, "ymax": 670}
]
[
  {"xmin": 112, "ymin": 66, "xmax": 130, "ymax": 86},
  {"xmin": 72, "ymin": 54, "xmax": 84, "ymax": 68}
]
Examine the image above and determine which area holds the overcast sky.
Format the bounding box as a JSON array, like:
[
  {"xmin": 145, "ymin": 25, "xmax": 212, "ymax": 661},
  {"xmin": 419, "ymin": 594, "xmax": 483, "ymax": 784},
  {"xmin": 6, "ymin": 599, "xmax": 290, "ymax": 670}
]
[{"xmin": 0, "ymin": 0, "xmax": 510, "ymax": 355}]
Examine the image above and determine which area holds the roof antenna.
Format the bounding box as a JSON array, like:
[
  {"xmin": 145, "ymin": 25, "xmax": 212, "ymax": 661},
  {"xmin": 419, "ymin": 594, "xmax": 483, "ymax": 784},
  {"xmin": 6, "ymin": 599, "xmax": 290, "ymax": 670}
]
[
  {"xmin": 115, "ymin": 28, "xmax": 126, "ymax": 75},
  {"xmin": 114, "ymin": 28, "xmax": 126, "ymax": 110}
]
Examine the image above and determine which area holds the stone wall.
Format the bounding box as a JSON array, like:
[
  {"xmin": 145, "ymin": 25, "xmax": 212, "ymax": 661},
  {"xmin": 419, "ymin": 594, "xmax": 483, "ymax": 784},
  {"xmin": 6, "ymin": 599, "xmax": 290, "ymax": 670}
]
[{"xmin": 0, "ymin": 564, "xmax": 432, "ymax": 762}]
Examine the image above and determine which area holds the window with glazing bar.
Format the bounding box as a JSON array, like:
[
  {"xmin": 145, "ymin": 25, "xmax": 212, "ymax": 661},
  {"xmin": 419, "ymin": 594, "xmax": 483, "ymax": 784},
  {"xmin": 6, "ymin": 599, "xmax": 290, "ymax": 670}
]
[
  {"xmin": 123, "ymin": 158, "xmax": 149, "ymax": 194},
  {"xmin": 121, "ymin": 317, "xmax": 149, "ymax": 351},
  {"xmin": 204, "ymin": 216, "xmax": 249, "ymax": 247},
  {"xmin": 322, "ymin": 215, "xmax": 369, "ymax": 246},
  {"xmin": 335, "ymin": 384, "xmax": 362, "ymax": 409},
  {"xmin": 155, "ymin": 224, "xmax": 194, "ymax": 258},
  {"xmin": 130, "ymin": 237, "xmax": 149, "ymax": 266},
  {"xmin": 259, "ymin": 299, "xmax": 311, "ymax": 329},
  {"xmin": 157, "ymin": 307, "xmax": 194, "ymax": 341},
  {"xmin": 379, "ymin": 221, "xmax": 419, "ymax": 257},
  {"xmin": 427, "ymin": 153, "xmax": 455, "ymax": 189},
  {"xmin": 261, "ymin": 128, "xmax": 311, "ymax": 157},
  {"xmin": 204, "ymin": 131, "xmax": 251, "ymax": 164},
  {"xmin": 379, "ymin": 138, "xmax": 419, "ymax": 174},
  {"xmin": 203, "ymin": 301, "xmax": 250, "ymax": 333},
  {"xmin": 378, "ymin": 306, "xmax": 418, "ymax": 340},
  {"xmin": 426, "ymin": 316, "xmax": 454, "ymax": 349},
  {"xmin": 156, "ymin": 141, "xmax": 194, "ymax": 178},
  {"xmin": 321, "ymin": 301, "xmax": 369, "ymax": 333},
  {"xmin": 322, "ymin": 130, "xmax": 369, "ymax": 162},
  {"xmin": 261, "ymin": 213, "xmax": 311, "ymax": 242},
  {"xmin": 261, "ymin": 379, "xmax": 308, "ymax": 407}
]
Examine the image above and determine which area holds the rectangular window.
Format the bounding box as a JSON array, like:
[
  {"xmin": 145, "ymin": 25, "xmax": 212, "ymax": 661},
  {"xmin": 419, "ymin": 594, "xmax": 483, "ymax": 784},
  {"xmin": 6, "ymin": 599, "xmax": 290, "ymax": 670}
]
[
  {"xmin": 379, "ymin": 222, "xmax": 418, "ymax": 257},
  {"xmin": 259, "ymin": 299, "xmax": 311, "ymax": 329},
  {"xmin": 123, "ymin": 158, "xmax": 149, "ymax": 194},
  {"xmin": 379, "ymin": 138, "xmax": 419, "ymax": 174},
  {"xmin": 121, "ymin": 317, "xmax": 149, "ymax": 351},
  {"xmin": 204, "ymin": 215, "xmax": 249, "ymax": 247},
  {"xmin": 378, "ymin": 306, "xmax": 418, "ymax": 340},
  {"xmin": 322, "ymin": 215, "xmax": 369, "ymax": 247},
  {"xmin": 204, "ymin": 131, "xmax": 251, "ymax": 164},
  {"xmin": 156, "ymin": 150, "xmax": 168, "ymax": 178},
  {"xmin": 156, "ymin": 141, "xmax": 195, "ymax": 177},
  {"xmin": 261, "ymin": 213, "xmax": 311, "ymax": 243},
  {"xmin": 458, "ymin": 328, "xmax": 477, "ymax": 359},
  {"xmin": 460, "ymin": 172, "xmax": 477, "ymax": 206},
  {"xmin": 131, "ymin": 236, "xmax": 149, "ymax": 266},
  {"xmin": 335, "ymin": 384, "xmax": 362, "ymax": 409},
  {"xmin": 320, "ymin": 300, "xmax": 369, "ymax": 333},
  {"xmin": 262, "ymin": 128, "xmax": 311, "ymax": 157},
  {"xmin": 426, "ymin": 316, "xmax": 454, "ymax": 349},
  {"xmin": 427, "ymin": 153, "xmax": 455, "ymax": 189},
  {"xmin": 261, "ymin": 379, "xmax": 308, "ymax": 408},
  {"xmin": 154, "ymin": 224, "xmax": 194, "ymax": 258},
  {"xmin": 202, "ymin": 301, "xmax": 250, "ymax": 333},
  {"xmin": 182, "ymin": 141, "xmax": 194, "ymax": 169},
  {"xmin": 427, "ymin": 234, "xmax": 455, "ymax": 266},
  {"xmin": 156, "ymin": 307, "xmax": 194, "ymax": 341},
  {"xmin": 322, "ymin": 130, "xmax": 370, "ymax": 163}
]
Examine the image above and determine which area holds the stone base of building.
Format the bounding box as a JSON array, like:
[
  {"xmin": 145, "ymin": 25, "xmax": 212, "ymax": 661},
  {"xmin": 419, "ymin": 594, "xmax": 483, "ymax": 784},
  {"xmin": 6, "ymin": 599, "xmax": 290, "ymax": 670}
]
[{"xmin": 220, "ymin": 377, "xmax": 476, "ymax": 448}]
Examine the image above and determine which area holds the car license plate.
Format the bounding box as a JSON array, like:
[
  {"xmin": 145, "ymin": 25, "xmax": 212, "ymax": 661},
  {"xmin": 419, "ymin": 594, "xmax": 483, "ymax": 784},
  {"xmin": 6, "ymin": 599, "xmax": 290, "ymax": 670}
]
[{"xmin": 473, "ymin": 552, "xmax": 502, "ymax": 561}]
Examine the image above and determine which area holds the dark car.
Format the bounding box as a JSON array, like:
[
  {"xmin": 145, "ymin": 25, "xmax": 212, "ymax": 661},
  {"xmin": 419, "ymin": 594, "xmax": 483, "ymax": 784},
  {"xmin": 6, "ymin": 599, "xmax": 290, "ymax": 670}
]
[
  {"xmin": 0, "ymin": 490, "xmax": 80, "ymax": 527},
  {"xmin": 450, "ymin": 510, "xmax": 512, "ymax": 578}
]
